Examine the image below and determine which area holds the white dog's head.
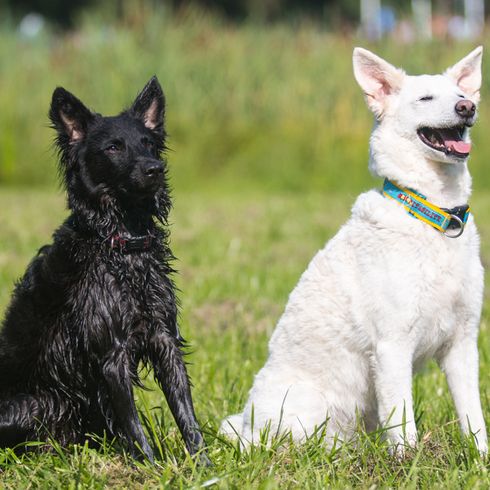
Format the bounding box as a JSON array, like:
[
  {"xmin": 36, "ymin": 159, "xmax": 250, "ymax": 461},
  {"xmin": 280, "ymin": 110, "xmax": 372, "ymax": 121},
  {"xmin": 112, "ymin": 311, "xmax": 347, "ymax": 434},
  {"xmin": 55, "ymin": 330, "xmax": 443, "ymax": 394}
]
[{"xmin": 352, "ymin": 47, "xmax": 482, "ymax": 200}]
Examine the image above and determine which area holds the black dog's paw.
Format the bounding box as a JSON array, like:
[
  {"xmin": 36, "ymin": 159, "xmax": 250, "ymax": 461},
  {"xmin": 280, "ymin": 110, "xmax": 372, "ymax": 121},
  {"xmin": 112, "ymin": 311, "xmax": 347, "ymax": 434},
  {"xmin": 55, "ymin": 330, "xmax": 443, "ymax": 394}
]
[
  {"xmin": 129, "ymin": 441, "xmax": 154, "ymax": 464},
  {"xmin": 195, "ymin": 451, "xmax": 213, "ymax": 468}
]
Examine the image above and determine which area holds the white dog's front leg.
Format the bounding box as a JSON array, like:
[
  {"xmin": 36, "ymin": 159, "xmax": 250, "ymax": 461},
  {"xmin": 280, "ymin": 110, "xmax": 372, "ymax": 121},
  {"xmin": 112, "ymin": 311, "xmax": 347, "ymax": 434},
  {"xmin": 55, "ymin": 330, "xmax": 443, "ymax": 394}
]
[
  {"xmin": 374, "ymin": 341, "xmax": 417, "ymax": 455},
  {"xmin": 439, "ymin": 337, "xmax": 487, "ymax": 455}
]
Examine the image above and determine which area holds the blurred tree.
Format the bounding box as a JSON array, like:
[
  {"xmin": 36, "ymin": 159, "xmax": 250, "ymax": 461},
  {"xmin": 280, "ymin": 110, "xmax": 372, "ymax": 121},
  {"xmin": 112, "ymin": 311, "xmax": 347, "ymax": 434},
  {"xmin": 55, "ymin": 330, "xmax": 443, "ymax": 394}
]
[
  {"xmin": 6, "ymin": 0, "xmax": 94, "ymax": 27},
  {"xmin": 3, "ymin": 0, "xmax": 490, "ymax": 28},
  {"xmin": 170, "ymin": 0, "xmax": 360, "ymax": 24}
]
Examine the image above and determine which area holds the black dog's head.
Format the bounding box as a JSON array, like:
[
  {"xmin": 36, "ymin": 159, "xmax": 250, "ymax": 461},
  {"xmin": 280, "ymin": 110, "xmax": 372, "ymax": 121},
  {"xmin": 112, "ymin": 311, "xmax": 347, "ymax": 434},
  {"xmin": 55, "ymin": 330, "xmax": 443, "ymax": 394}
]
[{"xmin": 50, "ymin": 77, "xmax": 169, "ymax": 226}]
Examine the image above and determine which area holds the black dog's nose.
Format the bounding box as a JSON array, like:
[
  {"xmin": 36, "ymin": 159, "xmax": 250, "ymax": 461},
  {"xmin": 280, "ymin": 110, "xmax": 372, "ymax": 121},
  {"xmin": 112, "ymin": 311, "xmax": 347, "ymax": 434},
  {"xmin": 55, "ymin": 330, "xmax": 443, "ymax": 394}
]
[
  {"xmin": 455, "ymin": 99, "xmax": 476, "ymax": 118},
  {"xmin": 143, "ymin": 162, "xmax": 163, "ymax": 179}
]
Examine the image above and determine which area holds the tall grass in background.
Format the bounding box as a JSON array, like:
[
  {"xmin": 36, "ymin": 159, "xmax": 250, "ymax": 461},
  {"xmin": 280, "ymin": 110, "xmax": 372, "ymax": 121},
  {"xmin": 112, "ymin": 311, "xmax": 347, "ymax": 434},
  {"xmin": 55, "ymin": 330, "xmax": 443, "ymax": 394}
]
[{"xmin": 0, "ymin": 5, "xmax": 489, "ymax": 194}]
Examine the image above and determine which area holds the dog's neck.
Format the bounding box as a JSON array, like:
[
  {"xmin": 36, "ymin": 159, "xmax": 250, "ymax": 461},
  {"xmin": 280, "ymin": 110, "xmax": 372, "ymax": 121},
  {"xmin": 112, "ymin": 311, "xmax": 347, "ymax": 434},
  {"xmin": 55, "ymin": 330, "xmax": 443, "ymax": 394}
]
[
  {"xmin": 64, "ymin": 174, "xmax": 171, "ymax": 240},
  {"xmin": 68, "ymin": 194, "xmax": 159, "ymax": 240},
  {"xmin": 369, "ymin": 133, "xmax": 472, "ymax": 207}
]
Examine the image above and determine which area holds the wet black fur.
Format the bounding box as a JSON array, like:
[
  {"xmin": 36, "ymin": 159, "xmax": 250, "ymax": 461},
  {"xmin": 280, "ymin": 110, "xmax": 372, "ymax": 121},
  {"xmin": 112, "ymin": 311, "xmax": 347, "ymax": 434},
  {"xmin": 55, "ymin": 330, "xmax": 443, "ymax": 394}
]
[{"xmin": 0, "ymin": 77, "xmax": 208, "ymax": 463}]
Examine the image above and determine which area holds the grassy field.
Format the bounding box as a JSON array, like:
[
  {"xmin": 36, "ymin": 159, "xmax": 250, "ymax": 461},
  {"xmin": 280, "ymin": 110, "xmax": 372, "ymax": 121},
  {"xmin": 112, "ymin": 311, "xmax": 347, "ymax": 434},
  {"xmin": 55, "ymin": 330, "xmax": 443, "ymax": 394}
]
[
  {"xmin": 2, "ymin": 4, "xmax": 490, "ymax": 488},
  {"xmin": 1, "ymin": 187, "xmax": 490, "ymax": 488}
]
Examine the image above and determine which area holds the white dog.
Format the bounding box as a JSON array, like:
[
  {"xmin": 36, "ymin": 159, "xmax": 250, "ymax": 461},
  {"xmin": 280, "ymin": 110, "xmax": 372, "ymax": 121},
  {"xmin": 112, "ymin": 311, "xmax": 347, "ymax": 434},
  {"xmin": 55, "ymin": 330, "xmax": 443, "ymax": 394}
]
[{"xmin": 221, "ymin": 47, "xmax": 487, "ymax": 455}]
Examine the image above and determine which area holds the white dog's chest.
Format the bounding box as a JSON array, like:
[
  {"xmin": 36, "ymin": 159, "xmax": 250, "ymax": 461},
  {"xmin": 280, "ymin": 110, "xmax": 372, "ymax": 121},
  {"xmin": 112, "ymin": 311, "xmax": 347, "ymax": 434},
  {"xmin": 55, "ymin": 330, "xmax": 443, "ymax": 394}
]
[
  {"xmin": 351, "ymin": 191, "xmax": 481, "ymax": 360},
  {"xmin": 271, "ymin": 190, "xmax": 482, "ymax": 380},
  {"xmin": 285, "ymin": 191, "xmax": 482, "ymax": 363}
]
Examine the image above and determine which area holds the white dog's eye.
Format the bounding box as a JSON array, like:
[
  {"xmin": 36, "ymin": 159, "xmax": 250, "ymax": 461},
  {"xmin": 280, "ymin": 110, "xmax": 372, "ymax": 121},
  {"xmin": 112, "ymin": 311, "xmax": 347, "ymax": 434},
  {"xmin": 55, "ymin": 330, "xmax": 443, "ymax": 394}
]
[{"xmin": 419, "ymin": 96, "xmax": 434, "ymax": 101}]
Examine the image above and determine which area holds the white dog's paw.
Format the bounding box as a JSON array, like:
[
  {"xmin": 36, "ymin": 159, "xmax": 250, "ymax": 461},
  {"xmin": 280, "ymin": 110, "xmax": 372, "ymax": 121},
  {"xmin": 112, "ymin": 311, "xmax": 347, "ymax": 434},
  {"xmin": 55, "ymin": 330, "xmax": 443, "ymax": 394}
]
[
  {"xmin": 387, "ymin": 432, "xmax": 417, "ymax": 459},
  {"xmin": 388, "ymin": 442, "xmax": 415, "ymax": 460}
]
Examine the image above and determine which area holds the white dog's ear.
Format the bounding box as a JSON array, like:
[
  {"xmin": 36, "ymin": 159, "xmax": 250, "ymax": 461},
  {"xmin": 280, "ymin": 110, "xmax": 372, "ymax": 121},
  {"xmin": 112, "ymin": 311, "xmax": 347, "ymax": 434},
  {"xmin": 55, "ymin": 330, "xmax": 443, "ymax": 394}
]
[
  {"xmin": 445, "ymin": 46, "xmax": 483, "ymax": 102},
  {"xmin": 353, "ymin": 47, "xmax": 405, "ymax": 118}
]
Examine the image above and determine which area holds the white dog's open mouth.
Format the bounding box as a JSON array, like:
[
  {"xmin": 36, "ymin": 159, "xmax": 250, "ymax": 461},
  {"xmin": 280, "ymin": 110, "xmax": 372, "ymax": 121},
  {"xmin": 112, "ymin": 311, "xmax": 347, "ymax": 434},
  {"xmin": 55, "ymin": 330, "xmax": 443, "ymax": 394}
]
[{"xmin": 417, "ymin": 126, "xmax": 471, "ymax": 158}]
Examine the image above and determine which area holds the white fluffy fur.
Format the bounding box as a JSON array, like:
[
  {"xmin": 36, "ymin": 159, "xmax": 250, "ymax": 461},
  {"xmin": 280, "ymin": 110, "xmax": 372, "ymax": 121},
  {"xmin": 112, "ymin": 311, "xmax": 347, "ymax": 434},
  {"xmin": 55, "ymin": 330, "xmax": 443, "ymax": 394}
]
[{"xmin": 220, "ymin": 47, "xmax": 487, "ymax": 455}]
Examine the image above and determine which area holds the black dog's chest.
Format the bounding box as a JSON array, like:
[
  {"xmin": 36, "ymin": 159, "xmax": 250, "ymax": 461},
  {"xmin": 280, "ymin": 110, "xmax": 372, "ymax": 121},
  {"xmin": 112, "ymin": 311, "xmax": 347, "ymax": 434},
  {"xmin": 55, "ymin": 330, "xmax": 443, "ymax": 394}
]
[
  {"xmin": 66, "ymin": 247, "xmax": 173, "ymax": 355},
  {"xmin": 104, "ymin": 252, "xmax": 156, "ymax": 300},
  {"xmin": 92, "ymin": 251, "xmax": 162, "ymax": 316}
]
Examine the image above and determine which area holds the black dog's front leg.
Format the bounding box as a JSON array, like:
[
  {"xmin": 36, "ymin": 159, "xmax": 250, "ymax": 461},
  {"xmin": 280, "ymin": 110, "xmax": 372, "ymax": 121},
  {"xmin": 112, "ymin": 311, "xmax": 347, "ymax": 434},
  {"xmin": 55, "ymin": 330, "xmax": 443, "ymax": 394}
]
[
  {"xmin": 149, "ymin": 332, "xmax": 210, "ymax": 465},
  {"xmin": 101, "ymin": 348, "xmax": 154, "ymax": 461}
]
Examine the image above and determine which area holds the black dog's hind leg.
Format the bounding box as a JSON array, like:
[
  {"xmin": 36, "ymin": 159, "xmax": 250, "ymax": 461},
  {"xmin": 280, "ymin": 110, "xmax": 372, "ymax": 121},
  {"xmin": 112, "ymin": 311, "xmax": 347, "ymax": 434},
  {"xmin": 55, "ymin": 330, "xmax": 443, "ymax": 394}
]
[
  {"xmin": 149, "ymin": 332, "xmax": 210, "ymax": 465},
  {"xmin": 0, "ymin": 395, "xmax": 40, "ymax": 448},
  {"xmin": 101, "ymin": 348, "xmax": 154, "ymax": 461}
]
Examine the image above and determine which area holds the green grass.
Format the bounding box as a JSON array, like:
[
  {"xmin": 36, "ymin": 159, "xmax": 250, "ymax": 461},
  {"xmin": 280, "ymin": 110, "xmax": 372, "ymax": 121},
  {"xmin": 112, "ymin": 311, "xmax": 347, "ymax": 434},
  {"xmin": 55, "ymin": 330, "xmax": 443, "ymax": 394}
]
[
  {"xmin": 2, "ymin": 5, "xmax": 490, "ymax": 487},
  {"xmin": 1, "ymin": 186, "xmax": 490, "ymax": 488}
]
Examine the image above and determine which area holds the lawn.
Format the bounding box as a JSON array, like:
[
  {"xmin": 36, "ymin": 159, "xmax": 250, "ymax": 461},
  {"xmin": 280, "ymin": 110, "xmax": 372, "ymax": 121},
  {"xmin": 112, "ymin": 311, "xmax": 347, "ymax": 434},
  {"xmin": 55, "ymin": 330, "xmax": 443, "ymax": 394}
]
[
  {"xmin": 2, "ymin": 4, "xmax": 490, "ymax": 487},
  {"xmin": 1, "ymin": 186, "xmax": 490, "ymax": 488}
]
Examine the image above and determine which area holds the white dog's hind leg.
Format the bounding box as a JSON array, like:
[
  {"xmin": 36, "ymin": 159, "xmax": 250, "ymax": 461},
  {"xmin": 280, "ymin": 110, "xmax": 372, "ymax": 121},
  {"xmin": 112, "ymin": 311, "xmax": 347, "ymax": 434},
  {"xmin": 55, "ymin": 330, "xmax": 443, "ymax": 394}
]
[
  {"xmin": 239, "ymin": 380, "xmax": 333, "ymax": 446},
  {"xmin": 238, "ymin": 375, "xmax": 367, "ymax": 449},
  {"xmin": 374, "ymin": 341, "xmax": 417, "ymax": 455},
  {"xmin": 439, "ymin": 338, "xmax": 488, "ymax": 455}
]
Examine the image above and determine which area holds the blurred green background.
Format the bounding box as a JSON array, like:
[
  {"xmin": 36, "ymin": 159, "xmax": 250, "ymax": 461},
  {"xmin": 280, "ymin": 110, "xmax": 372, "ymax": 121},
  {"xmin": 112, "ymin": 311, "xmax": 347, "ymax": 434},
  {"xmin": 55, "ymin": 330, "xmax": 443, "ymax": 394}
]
[{"xmin": 1, "ymin": 0, "xmax": 489, "ymax": 195}]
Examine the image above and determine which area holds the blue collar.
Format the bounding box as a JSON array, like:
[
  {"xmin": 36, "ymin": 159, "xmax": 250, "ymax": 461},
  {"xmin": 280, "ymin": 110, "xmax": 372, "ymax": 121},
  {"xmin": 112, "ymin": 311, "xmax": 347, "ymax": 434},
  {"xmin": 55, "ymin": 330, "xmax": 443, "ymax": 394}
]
[{"xmin": 382, "ymin": 179, "xmax": 470, "ymax": 238}]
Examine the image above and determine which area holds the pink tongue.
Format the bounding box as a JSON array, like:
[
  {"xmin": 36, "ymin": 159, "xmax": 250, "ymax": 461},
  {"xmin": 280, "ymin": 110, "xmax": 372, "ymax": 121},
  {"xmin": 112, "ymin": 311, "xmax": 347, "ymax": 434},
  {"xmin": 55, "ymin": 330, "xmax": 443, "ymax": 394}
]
[{"xmin": 446, "ymin": 140, "xmax": 471, "ymax": 154}]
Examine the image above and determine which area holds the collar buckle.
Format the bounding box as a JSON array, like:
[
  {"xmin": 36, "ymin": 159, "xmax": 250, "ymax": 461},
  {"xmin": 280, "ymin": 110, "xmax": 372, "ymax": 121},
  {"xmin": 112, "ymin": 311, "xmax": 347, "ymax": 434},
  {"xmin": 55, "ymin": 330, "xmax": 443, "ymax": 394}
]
[{"xmin": 443, "ymin": 214, "xmax": 465, "ymax": 238}]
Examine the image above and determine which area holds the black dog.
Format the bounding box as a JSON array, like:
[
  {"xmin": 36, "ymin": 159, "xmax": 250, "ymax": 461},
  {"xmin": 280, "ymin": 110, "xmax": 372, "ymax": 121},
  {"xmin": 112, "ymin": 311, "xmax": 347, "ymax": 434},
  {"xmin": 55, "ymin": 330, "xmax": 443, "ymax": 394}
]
[{"xmin": 0, "ymin": 77, "xmax": 208, "ymax": 463}]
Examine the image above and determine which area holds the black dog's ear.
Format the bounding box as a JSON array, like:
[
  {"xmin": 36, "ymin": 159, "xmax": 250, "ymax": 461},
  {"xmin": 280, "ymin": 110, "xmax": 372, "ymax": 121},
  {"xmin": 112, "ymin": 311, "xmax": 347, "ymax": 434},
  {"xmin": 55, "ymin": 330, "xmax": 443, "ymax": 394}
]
[
  {"xmin": 50, "ymin": 87, "xmax": 94, "ymax": 143},
  {"xmin": 130, "ymin": 76, "xmax": 165, "ymax": 135}
]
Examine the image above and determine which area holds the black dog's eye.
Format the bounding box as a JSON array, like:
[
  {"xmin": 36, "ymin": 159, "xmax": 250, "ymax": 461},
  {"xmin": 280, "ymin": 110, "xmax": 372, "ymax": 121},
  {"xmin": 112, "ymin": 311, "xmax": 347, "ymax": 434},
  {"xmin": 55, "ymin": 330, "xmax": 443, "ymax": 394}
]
[
  {"xmin": 142, "ymin": 138, "xmax": 155, "ymax": 150},
  {"xmin": 105, "ymin": 143, "xmax": 122, "ymax": 153},
  {"xmin": 419, "ymin": 95, "xmax": 434, "ymax": 102}
]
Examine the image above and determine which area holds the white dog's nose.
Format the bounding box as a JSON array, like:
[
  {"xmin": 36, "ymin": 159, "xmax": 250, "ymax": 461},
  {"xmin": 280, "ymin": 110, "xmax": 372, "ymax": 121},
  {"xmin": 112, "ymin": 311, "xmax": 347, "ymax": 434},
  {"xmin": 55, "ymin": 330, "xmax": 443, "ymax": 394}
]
[{"xmin": 455, "ymin": 99, "xmax": 476, "ymax": 118}]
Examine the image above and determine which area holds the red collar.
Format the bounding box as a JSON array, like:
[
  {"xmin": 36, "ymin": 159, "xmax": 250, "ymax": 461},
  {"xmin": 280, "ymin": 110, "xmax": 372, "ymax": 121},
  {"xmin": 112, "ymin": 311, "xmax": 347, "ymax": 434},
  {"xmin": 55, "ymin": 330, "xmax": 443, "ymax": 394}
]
[{"xmin": 110, "ymin": 233, "xmax": 154, "ymax": 253}]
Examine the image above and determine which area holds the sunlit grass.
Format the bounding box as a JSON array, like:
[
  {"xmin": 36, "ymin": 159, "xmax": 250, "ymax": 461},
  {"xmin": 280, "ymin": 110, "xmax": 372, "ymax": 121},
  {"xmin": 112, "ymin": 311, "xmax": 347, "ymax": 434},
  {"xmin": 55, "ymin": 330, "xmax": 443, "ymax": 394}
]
[
  {"xmin": 2, "ymin": 5, "xmax": 490, "ymax": 487},
  {"xmin": 1, "ymin": 187, "xmax": 490, "ymax": 487}
]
